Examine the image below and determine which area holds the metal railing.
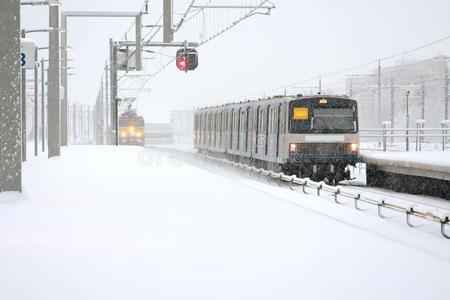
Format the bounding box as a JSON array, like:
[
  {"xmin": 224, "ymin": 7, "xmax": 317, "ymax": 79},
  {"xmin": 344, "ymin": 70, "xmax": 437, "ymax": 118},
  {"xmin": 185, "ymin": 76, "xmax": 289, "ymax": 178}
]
[
  {"xmin": 152, "ymin": 146, "xmax": 450, "ymax": 240},
  {"xmin": 360, "ymin": 120, "xmax": 450, "ymax": 151}
]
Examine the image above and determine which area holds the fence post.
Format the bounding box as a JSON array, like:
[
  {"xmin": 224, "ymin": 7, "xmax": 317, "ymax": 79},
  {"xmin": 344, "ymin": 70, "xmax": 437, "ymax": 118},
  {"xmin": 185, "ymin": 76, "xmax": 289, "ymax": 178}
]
[
  {"xmin": 382, "ymin": 121, "xmax": 390, "ymax": 151},
  {"xmin": 415, "ymin": 120, "xmax": 425, "ymax": 151},
  {"xmin": 442, "ymin": 120, "xmax": 450, "ymax": 151}
]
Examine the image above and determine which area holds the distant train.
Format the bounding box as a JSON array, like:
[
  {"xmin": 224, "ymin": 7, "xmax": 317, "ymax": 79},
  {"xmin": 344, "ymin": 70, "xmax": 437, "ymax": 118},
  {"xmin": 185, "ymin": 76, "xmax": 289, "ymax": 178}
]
[
  {"xmin": 119, "ymin": 111, "xmax": 145, "ymax": 146},
  {"xmin": 194, "ymin": 95, "xmax": 359, "ymax": 184}
]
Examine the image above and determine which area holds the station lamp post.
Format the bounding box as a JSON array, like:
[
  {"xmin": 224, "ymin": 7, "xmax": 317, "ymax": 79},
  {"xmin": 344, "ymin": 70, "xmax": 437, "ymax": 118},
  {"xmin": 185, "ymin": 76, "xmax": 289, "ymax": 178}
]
[{"xmin": 405, "ymin": 90, "xmax": 410, "ymax": 151}]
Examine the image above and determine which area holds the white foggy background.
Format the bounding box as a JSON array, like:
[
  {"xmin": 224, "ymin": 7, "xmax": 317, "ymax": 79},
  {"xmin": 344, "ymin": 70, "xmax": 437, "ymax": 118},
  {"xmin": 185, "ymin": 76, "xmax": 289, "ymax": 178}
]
[{"xmin": 21, "ymin": 0, "xmax": 450, "ymax": 123}]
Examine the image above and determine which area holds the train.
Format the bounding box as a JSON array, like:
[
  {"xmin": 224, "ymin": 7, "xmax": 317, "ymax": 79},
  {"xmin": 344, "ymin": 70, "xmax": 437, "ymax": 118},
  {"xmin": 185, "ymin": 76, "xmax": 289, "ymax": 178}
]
[
  {"xmin": 119, "ymin": 110, "xmax": 145, "ymax": 146},
  {"xmin": 194, "ymin": 94, "xmax": 359, "ymax": 184}
]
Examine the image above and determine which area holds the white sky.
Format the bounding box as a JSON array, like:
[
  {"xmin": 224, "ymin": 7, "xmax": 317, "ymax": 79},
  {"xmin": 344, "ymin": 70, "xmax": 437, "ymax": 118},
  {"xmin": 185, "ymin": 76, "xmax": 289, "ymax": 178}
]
[{"xmin": 21, "ymin": 0, "xmax": 450, "ymax": 122}]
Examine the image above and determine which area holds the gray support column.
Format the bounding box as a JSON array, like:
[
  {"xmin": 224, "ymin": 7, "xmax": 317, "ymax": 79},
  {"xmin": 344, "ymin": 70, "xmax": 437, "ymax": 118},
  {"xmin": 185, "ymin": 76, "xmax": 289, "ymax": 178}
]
[
  {"xmin": 377, "ymin": 60, "xmax": 381, "ymax": 125},
  {"xmin": 87, "ymin": 106, "xmax": 90, "ymax": 141},
  {"xmin": 48, "ymin": 4, "xmax": 60, "ymax": 158},
  {"xmin": 61, "ymin": 15, "xmax": 68, "ymax": 146},
  {"xmin": 34, "ymin": 47, "xmax": 38, "ymax": 156},
  {"xmin": 0, "ymin": 0, "xmax": 22, "ymax": 192},
  {"xmin": 41, "ymin": 58, "xmax": 45, "ymax": 152},
  {"xmin": 421, "ymin": 80, "xmax": 425, "ymax": 120},
  {"xmin": 390, "ymin": 77, "xmax": 395, "ymax": 143},
  {"xmin": 109, "ymin": 40, "xmax": 118, "ymax": 145},
  {"xmin": 163, "ymin": 0, "xmax": 173, "ymax": 43},
  {"xmin": 135, "ymin": 14, "xmax": 142, "ymax": 71},
  {"xmin": 21, "ymin": 30, "xmax": 26, "ymax": 162},
  {"xmin": 390, "ymin": 77, "xmax": 395, "ymax": 127},
  {"xmin": 445, "ymin": 59, "xmax": 449, "ymax": 120},
  {"xmin": 80, "ymin": 104, "xmax": 84, "ymax": 139},
  {"xmin": 73, "ymin": 103, "xmax": 76, "ymax": 140},
  {"xmin": 99, "ymin": 79, "xmax": 104, "ymax": 145},
  {"xmin": 105, "ymin": 62, "xmax": 109, "ymax": 144}
]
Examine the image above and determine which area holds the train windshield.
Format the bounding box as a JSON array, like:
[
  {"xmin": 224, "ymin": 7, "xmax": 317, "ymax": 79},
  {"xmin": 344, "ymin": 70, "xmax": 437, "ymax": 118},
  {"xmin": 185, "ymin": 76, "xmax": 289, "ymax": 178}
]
[
  {"xmin": 312, "ymin": 108, "xmax": 355, "ymax": 132},
  {"xmin": 289, "ymin": 98, "xmax": 358, "ymax": 134}
]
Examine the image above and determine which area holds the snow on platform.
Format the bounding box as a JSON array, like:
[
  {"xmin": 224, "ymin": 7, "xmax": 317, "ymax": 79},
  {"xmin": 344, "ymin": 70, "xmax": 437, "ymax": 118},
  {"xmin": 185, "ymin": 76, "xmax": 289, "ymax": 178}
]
[
  {"xmin": 0, "ymin": 146, "xmax": 449, "ymax": 300},
  {"xmin": 360, "ymin": 150, "xmax": 450, "ymax": 174}
]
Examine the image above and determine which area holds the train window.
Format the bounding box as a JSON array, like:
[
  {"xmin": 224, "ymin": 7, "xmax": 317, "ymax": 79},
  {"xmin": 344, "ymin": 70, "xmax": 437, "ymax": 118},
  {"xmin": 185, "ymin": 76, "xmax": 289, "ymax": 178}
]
[
  {"xmin": 289, "ymin": 98, "xmax": 358, "ymax": 134},
  {"xmin": 313, "ymin": 108, "xmax": 355, "ymax": 131}
]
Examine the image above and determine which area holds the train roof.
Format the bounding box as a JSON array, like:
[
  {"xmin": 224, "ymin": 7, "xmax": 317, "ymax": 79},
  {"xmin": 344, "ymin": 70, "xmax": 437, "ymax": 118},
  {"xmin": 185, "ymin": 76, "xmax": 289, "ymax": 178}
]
[{"xmin": 196, "ymin": 94, "xmax": 354, "ymax": 112}]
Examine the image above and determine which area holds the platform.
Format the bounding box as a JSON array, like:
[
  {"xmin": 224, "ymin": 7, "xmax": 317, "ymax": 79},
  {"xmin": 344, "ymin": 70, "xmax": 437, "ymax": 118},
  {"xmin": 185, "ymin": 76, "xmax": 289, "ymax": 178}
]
[
  {"xmin": 360, "ymin": 151, "xmax": 450, "ymax": 199},
  {"xmin": 360, "ymin": 151, "xmax": 450, "ymax": 181}
]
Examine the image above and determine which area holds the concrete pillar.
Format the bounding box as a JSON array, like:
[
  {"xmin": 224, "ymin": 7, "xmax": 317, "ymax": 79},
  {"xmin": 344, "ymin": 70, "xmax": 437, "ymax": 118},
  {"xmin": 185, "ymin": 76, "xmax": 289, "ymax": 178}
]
[
  {"xmin": 109, "ymin": 39, "xmax": 118, "ymax": 145},
  {"xmin": 48, "ymin": 4, "xmax": 60, "ymax": 158},
  {"xmin": 41, "ymin": 58, "xmax": 45, "ymax": 152},
  {"xmin": 0, "ymin": 0, "xmax": 22, "ymax": 192},
  {"xmin": 61, "ymin": 15, "xmax": 68, "ymax": 146},
  {"xmin": 21, "ymin": 30, "xmax": 26, "ymax": 162}
]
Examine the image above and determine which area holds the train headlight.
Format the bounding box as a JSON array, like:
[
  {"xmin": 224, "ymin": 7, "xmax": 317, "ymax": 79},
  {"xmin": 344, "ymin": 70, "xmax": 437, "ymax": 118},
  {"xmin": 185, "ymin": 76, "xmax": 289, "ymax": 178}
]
[
  {"xmin": 289, "ymin": 143, "xmax": 297, "ymax": 154},
  {"xmin": 121, "ymin": 131, "xmax": 127, "ymax": 138},
  {"xmin": 136, "ymin": 131, "xmax": 142, "ymax": 138},
  {"xmin": 128, "ymin": 126, "xmax": 135, "ymax": 133},
  {"xmin": 351, "ymin": 143, "xmax": 358, "ymax": 153}
]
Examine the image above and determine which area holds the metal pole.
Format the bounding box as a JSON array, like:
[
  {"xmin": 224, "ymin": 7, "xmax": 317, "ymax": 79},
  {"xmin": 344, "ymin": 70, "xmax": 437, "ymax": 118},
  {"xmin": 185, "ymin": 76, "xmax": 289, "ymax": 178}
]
[
  {"xmin": 110, "ymin": 40, "xmax": 118, "ymax": 145},
  {"xmin": 21, "ymin": 29, "xmax": 27, "ymax": 162},
  {"xmin": 48, "ymin": 4, "xmax": 60, "ymax": 158},
  {"xmin": 163, "ymin": 0, "xmax": 173, "ymax": 43},
  {"xmin": 406, "ymin": 91, "xmax": 410, "ymax": 151},
  {"xmin": 61, "ymin": 15, "xmax": 68, "ymax": 146},
  {"xmin": 87, "ymin": 105, "xmax": 90, "ymax": 141},
  {"xmin": 0, "ymin": 0, "xmax": 22, "ymax": 192},
  {"xmin": 34, "ymin": 46, "xmax": 38, "ymax": 156},
  {"xmin": 135, "ymin": 14, "xmax": 142, "ymax": 71},
  {"xmin": 390, "ymin": 77, "xmax": 394, "ymax": 144},
  {"xmin": 80, "ymin": 104, "xmax": 84, "ymax": 140},
  {"xmin": 377, "ymin": 60, "xmax": 381, "ymax": 126},
  {"xmin": 349, "ymin": 78, "xmax": 353, "ymax": 98},
  {"xmin": 100, "ymin": 79, "xmax": 104, "ymax": 144},
  {"xmin": 318, "ymin": 76, "xmax": 321, "ymax": 94},
  {"xmin": 445, "ymin": 58, "xmax": 449, "ymax": 120},
  {"xmin": 41, "ymin": 58, "xmax": 45, "ymax": 152},
  {"xmin": 421, "ymin": 79, "xmax": 425, "ymax": 120},
  {"xmin": 73, "ymin": 102, "xmax": 76, "ymax": 140},
  {"xmin": 116, "ymin": 99, "xmax": 119, "ymax": 146},
  {"xmin": 105, "ymin": 62, "xmax": 109, "ymax": 144}
]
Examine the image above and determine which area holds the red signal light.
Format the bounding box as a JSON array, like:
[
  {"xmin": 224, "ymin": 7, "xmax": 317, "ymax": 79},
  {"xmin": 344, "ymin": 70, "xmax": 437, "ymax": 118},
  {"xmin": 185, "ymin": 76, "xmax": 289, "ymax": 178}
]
[{"xmin": 176, "ymin": 57, "xmax": 188, "ymax": 70}]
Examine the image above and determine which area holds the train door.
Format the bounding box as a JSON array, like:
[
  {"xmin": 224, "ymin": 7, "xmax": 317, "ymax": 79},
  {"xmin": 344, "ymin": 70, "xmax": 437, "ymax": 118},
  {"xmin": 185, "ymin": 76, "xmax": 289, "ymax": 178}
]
[
  {"xmin": 274, "ymin": 103, "xmax": 282, "ymax": 158},
  {"xmin": 215, "ymin": 111, "xmax": 221, "ymax": 149},
  {"xmin": 253, "ymin": 106, "xmax": 259, "ymax": 155},
  {"xmin": 267, "ymin": 105, "xmax": 277, "ymax": 158},
  {"xmin": 272, "ymin": 104, "xmax": 280, "ymax": 158},
  {"xmin": 227, "ymin": 109, "xmax": 233, "ymax": 152},
  {"xmin": 221, "ymin": 110, "xmax": 227, "ymax": 151},
  {"xmin": 239, "ymin": 108, "xmax": 247, "ymax": 153},
  {"xmin": 200, "ymin": 112, "xmax": 205, "ymax": 148},
  {"xmin": 278, "ymin": 104, "xmax": 288, "ymax": 158},
  {"xmin": 247, "ymin": 107, "xmax": 254, "ymax": 155},
  {"xmin": 257, "ymin": 106, "xmax": 267, "ymax": 155},
  {"xmin": 194, "ymin": 113, "xmax": 198, "ymax": 146},
  {"xmin": 210, "ymin": 111, "xmax": 215, "ymax": 149}
]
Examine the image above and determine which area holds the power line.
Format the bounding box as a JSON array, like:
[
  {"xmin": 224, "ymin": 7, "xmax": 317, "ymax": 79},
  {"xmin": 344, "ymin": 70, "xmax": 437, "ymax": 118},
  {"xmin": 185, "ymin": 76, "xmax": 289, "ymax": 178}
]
[{"xmin": 238, "ymin": 34, "xmax": 450, "ymax": 99}]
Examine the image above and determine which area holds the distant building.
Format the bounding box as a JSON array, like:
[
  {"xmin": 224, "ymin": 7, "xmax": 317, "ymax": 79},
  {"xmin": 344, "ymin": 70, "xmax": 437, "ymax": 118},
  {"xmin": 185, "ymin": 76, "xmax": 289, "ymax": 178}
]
[
  {"xmin": 345, "ymin": 55, "xmax": 449, "ymax": 129},
  {"xmin": 170, "ymin": 110, "xmax": 194, "ymax": 143}
]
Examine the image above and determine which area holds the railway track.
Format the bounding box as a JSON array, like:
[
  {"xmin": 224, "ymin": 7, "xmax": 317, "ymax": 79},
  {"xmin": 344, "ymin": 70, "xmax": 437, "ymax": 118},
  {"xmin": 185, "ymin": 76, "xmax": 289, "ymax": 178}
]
[{"xmin": 151, "ymin": 146, "xmax": 450, "ymax": 240}]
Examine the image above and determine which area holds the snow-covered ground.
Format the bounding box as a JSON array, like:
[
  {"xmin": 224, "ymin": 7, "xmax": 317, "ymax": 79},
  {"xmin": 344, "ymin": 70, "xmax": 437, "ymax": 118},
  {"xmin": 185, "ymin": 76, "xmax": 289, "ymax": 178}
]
[{"xmin": 0, "ymin": 146, "xmax": 449, "ymax": 300}]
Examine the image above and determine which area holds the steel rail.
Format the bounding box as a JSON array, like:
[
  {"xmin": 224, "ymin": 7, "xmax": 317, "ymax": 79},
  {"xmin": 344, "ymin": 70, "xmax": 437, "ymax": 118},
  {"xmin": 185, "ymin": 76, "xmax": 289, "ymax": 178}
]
[{"xmin": 152, "ymin": 146, "xmax": 450, "ymax": 239}]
